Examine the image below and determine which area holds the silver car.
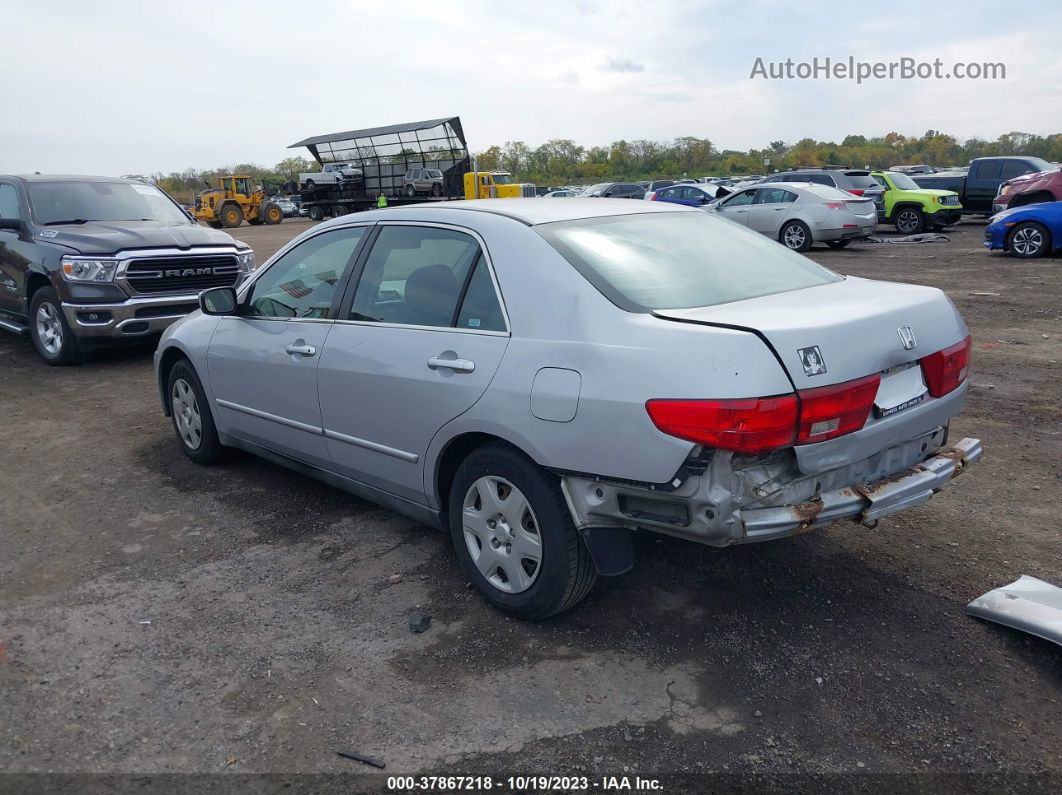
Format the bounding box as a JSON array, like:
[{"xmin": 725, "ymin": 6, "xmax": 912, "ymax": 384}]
[
  {"xmin": 711, "ymin": 182, "xmax": 878, "ymax": 251},
  {"xmin": 403, "ymin": 168, "xmax": 445, "ymax": 197},
  {"xmin": 155, "ymin": 199, "xmax": 981, "ymax": 619}
]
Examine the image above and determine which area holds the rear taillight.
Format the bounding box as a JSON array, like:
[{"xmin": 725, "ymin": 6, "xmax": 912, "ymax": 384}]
[
  {"xmin": 647, "ymin": 374, "xmax": 881, "ymax": 453},
  {"xmin": 645, "ymin": 396, "xmax": 798, "ymax": 454},
  {"xmin": 647, "ymin": 191, "xmax": 657, "ymax": 200},
  {"xmin": 796, "ymin": 374, "xmax": 880, "ymax": 443},
  {"xmin": 824, "ymin": 201, "xmax": 846, "ymax": 210},
  {"xmin": 920, "ymin": 335, "xmax": 971, "ymax": 397},
  {"xmin": 848, "ymin": 188, "xmax": 866, "ymax": 196}
]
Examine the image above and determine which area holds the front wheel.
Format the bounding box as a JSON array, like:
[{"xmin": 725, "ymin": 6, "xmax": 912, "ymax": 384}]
[
  {"xmin": 262, "ymin": 202, "xmax": 283, "ymax": 224},
  {"xmin": 30, "ymin": 287, "xmax": 81, "ymax": 365},
  {"xmin": 431, "ymin": 183, "xmax": 442, "ymax": 197},
  {"xmin": 406, "ymin": 184, "xmax": 416, "ymax": 197},
  {"xmin": 1007, "ymin": 221, "xmax": 1050, "ymax": 258},
  {"xmin": 780, "ymin": 220, "xmax": 812, "ymax": 252},
  {"xmin": 220, "ymin": 204, "xmax": 243, "ymax": 228},
  {"xmin": 894, "ymin": 207, "xmax": 925, "ymax": 234},
  {"xmin": 308, "ymin": 204, "xmax": 324, "ymax": 221},
  {"xmin": 167, "ymin": 359, "xmax": 224, "ymax": 464},
  {"xmin": 448, "ymin": 444, "xmax": 597, "ymax": 620}
]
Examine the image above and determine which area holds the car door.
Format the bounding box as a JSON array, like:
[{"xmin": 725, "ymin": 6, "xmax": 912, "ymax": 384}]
[
  {"xmin": 207, "ymin": 224, "xmax": 370, "ymax": 469},
  {"xmin": 317, "ymin": 222, "xmax": 510, "ymax": 503},
  {"xmin": 968, "ymin": 159, "xmax": 1002, "ymax": 211},
  {"xmin": 714, "ymin": 188, "xmax": 756, "ymax": 224},
  {"xmin": 747, "ymin": 187, "xmax": 797, "ymax": 234},
  {"xmin": 0, "ymin": 181, "xmax": 31, "ymax": 317}
]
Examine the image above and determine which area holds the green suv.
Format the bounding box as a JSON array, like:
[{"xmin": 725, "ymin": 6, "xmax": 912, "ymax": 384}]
[{"xmin": 868, "ymin": 170, "xmax": 963, "ymax": 233}]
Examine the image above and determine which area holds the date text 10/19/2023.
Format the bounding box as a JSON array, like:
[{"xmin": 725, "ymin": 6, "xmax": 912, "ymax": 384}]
[{"xmin": 386, "ymin": 775, "xmax": 664, "ymax": 791}]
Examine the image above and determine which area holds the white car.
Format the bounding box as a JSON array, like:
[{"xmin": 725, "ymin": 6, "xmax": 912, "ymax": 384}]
[
  {"xmin": 299, "ymin": 163, "xmax": 363, "ymax": 190},
  {"xmin": 710, "ymin": 182, "xmax": 877, "ymax": 251}
]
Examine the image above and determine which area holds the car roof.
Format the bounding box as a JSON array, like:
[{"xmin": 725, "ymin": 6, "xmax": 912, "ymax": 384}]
[
  {"xmin": 5, "ymin": 173, "xmax": 140, "ymax": 184},
  {"xmin": 329, "ymin": 198, "xmax": 696, "ymax": 227}
]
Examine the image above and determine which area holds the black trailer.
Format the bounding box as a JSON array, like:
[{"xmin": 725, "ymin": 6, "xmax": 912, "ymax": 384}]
[{"xmin": 288, "ymin": 117, "xmax": 470, "ymax": 219}]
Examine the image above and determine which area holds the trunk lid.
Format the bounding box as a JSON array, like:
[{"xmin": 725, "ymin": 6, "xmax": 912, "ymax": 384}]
[{"xmin": 653, "ymin": 277, "xmax": 967, "ymax": 389}]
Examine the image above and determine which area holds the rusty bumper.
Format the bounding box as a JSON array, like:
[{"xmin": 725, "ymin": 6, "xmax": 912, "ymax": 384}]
[{"xmin": 739, "ymin": 437, "xmax": 982, "ymax": 542}]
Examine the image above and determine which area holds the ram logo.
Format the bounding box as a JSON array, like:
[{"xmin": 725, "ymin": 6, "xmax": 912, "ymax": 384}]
[{"xmin": 164, "ymin": 267, "xmax": 218, "ymax": 278}]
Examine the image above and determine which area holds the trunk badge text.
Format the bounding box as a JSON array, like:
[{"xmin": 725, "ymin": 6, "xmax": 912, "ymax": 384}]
[
  {"xmin": 798, "ymin": 346, "xmax": 827, "ymax": 377},
  {"xmin": 897, "ymin": 326, "xmax": 917, "ymax": 350}
]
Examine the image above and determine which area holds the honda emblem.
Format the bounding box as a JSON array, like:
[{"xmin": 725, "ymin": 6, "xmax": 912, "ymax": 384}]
[{"xmin": 897, "ymin": 326, "xmax": 917, "ymax": 350}]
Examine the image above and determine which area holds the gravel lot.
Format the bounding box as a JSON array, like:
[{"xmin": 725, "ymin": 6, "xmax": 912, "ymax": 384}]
[{"xmin": 1, "ymin": 215, "xmax": 1059, "ymax": 790}]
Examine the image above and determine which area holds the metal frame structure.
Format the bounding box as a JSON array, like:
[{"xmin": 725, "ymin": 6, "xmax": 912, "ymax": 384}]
[{"xmin": 289, "ymin": 117, "xmax": 470, "ymax": 199}]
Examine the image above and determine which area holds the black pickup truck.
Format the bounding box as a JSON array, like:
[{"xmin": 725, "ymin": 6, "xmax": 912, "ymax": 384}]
[
  {"xmin": 0, "ymin": 174, "xmax": 254, "ymax": 364},
  {"xmin": 912, "ymin": 156, "xmax": 1053, "ymax": 215}
]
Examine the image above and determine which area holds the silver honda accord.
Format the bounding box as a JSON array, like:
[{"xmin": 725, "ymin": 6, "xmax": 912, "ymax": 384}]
[{"xmin": 155, "ymin": 198, "xmax": 981, "ymax": 619}]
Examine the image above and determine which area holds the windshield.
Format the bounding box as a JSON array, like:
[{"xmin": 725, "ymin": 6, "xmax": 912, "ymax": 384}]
[
  {"xmin": 492, "ymin": 174, "xmax": 513, "ymax": 184},
  {"xmin": 536, "ymin": 212, "xmax": 842, "ymax": 311},
  {"xmin": 885, "ymin": 172, "xmax": 920, "ymax": 190},
  {"xmin": 426, "ymin": 170, "xmax": 442, "ymax": 178},
  {"xmin": 28, "ymin": 181, "xmax": 190, "ymax": 225},
  {"xmin": 585, "ymin": 183, "xmax": 610, "ymax": 195}
]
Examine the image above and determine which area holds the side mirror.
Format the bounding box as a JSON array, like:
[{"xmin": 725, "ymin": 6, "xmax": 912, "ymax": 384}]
[
  {"xmin": 0, "ymin": 217, "xmax": 23, "ymax": 232},
  {"xmin": 200, "ymin": 286, "xmax": 238, "ymax": 316}
]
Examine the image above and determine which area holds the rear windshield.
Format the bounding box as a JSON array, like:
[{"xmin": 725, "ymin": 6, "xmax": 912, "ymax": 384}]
[
  {"xmin": 807, "ymin": 185, "xmax": 861, "ymax": 201},
  {"xmin": 845, "ymin": 174, "xmax": 880, "ymax": 189},
  {"xmin": 536, "ymin": 212, "xmax": 842, "ymax": 311},
  {"xmin": 28, "ymin": 181, "xmax": 190, "ymax": 225}
]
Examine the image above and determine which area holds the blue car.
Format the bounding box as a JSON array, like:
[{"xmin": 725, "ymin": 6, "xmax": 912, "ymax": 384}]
[
  {"xmin": 984, "ymin": 201, "xmax": 1062, "ymax": 258},
  {"xmin": 646, "ymin": 182, "xmax": 728, "ymax": 207}
]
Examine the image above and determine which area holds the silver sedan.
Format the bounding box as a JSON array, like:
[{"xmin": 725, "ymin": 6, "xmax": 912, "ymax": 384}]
[
  {"xmin": 711, "ymin": 182, "xmax": 878, "ymax": 251},
  {"xmin": 155, "ymin": 199, "xmax": 980, "ymax": 618}
]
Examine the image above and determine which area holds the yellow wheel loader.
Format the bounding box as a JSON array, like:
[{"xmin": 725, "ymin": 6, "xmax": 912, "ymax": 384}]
[{"xmin": 194, "ymin": 175, "xmax": 283, "ymax": 228}]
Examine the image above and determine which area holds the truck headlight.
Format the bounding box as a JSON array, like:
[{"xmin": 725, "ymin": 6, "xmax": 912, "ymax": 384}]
[
  {"xmin": 60, "ymin": 256, "xmax": 118, "ymax": 282},
  {"xmin": 236, "ymin": 249, "xmax": 255, "ymax": 271}
]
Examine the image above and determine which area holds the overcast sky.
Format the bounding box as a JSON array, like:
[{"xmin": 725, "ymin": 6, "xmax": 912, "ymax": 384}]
[{"xmin": 4, "ymin": 0, "xmax": 1060, "ymax": 175}]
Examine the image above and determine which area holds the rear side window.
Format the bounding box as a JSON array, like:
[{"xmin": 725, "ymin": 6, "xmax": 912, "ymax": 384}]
[
  {"xmin": 845, "ymin": 174, "xmax": 879, "ymax": 190},
  {"xmin": 973, "ymin": 161, "xmax": 1002, "ymax": 180},
  {"xmin": 755, "ymin": 188, "xmax": 797, "ymax": 204},
  {"xmin": 537, "ymin": 212, "xmax": 841, "ymax": 311},
  {"xmin": 0, "ymin": 184, "xmax": 19, "ymax": 219}
]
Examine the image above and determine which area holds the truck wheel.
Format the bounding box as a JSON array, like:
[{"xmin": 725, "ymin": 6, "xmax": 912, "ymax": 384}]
[
  {"xmin": 30, "ymin": 287, "xmax": 82, "ymax": 366},
  {"xmin": 1007, "ymin": 222, "xmax": 1050, "ymax": 258},
  {"xmin": 780, "ymin": 220, "xmax": 812, "ymax": 252},
  {"xmin": 895, "ymin": 207, "xmax": 924, "ymax": 234},
  {"xmin": 406, "ymin": 184, "xmax": 416, "ymax": 197},
  {"xmin": 167, "ymin": 359, "xmax": 224, "ymax": 464},
  {"xmin": 448, "ymin": 443, "xmax": 597, "ymax": 620},
  {"xmin": 262, "ymin": 203, "xmax": 283, "ymax": 224},
  {"xmin": 220, "ymin": 204, "xmax": 243, "ymax": 228},
  {"xmin": 308, "ymin": 205, "xmax": 324, "ymax": 221},
  {"xmin": 431, "ymin": 183, "xmax": 442, "ymax": 197}
]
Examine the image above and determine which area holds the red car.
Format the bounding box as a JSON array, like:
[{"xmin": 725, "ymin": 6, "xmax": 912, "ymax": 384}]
[{"xmin": 993, "ymin": 167, "xmax": 1062, "ymax": 213}]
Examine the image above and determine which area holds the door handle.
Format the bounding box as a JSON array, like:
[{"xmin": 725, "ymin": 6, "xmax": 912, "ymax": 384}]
[
  {"xmin": 285, "ymin": 343, "xmax": 316, "ymax": 357},
  {"xmin": 774, "ymin": 207, "xmax": 785, "ymax": 211},
  {"xmin": 428, "ymin": 356, "xmax": 475, "ymax": 373}
]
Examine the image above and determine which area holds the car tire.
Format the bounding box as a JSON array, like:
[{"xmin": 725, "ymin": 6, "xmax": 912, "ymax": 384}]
[
  {"xmin": 895, "ymin": 207, "xmax": 924, "ymax": 234},
  {"xmin": 780, "ymin": 220, "xmax": 812, "ymax": 252},
  {"xmin": 167, "ymin": 359, "xmax": 224, "ymax": 465},
  {"xmin": 431, "ymin": 183, "xmax": 442, "ymax": 197},
  {"xmin": 825, "ymin": 239, "xmax": 850, "ymax": 249},
  {"xmin": 1007, "ymin": 221, "xmax": 1050, "ymax": 258},
  {"xmin": 220, "ymin": 204, "xmax": 243, "ymax": 228},
  {"xmin": 406, "ymin": 184, "xmax": 416, "ymax": 197},
  {"xmin": 305, "ymin": 180, "xmax": 316, "ymax": 190},
  {"xmin": 448, "ymin": 443, "xmax": 597, "ymax": 620},
  {"xmin": 29, "ymin": 287, "xmax": 82, "ymax": 366}
]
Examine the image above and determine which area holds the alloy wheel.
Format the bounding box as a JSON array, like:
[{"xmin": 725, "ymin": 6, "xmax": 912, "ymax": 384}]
[
  {"xmin": 462, "ymin": 476, "xmax": 542, "ymax": 593},
  {"xmin": 783, "ymin": 224, "xmax": 806, "ymax": 249},
  {"xmin": 35, "ymin": 302, "xmax": 63, "ymax": 355},
  {"xmin": 897, "ymin": 210, "xmax": 919, "ymax": 233},
  {"xmin": 171, "ymin": 378, "xmax": 203, "ymax": 450},
  {"xmin": 1011, "ymin": 226, "xmax": 1043, "ymax": 256}
]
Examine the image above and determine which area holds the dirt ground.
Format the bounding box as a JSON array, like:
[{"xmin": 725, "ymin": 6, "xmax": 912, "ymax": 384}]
[{"xmin": 1, "ymin": 216, "xmax": 1060, "ymax": 792}]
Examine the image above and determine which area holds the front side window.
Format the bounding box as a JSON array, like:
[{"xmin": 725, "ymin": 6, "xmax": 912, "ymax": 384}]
[
  {"xmin": 722, "ymin": 189, "xmax": 756, "ymax": 207},
  {"xmin": 349, "ymin": 225, "xmax": 490, "ymax": 328},
  {"xmin": 234, "ymin": 178, "xmax": 252, "ymax": 196},
  {"xmin": 246, "ymin": 226, "xmax": 366, "ymax": 319},
  {"xmin": 537, "ymin": 212, "xmax": 841, "ymax": 312},
  {"xmin": 1001, "ymin": 161, "xmax": 1034, "ymax": 179},
  {"xmin": 0, "ymin": 184, "xmax": 20, "ymax": 220}
]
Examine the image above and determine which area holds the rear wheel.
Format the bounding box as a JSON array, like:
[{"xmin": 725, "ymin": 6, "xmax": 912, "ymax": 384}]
[
  {"xmin": 894, "ymin": 207, "xmax": 925, "ymax": 234},
  {"xmin": 220, "ymin": 204, "xmax": 243, "ymax": 228},
  {"xmin": 448, "ymin": 444, "xmax": 597, "ymax": 620},
  {"xmin": 825, "ymin": 239, "xmax": 850, "ymax": 249},
  {"xmin": 308, "ymin": 205, "xmax": 324, "ymax": 221},
  {"xmin": 406, "ymin": 184, "xmax": 416, "ymax": 197},
  {"xmin": 780, "ymin": 220, "xmax": 812, "ymax": 252},
  {"xmin": 333, "ymin": 205, "xmax": 348, "ymax": 217},
  {"xmin": 167, "ymin": 359, "xmax": 224, "ymax": 464},
  {"xmin": 431, "ymin": 183, "xmax": 442, "ymax": 197},
  {"xmin": 29, "ymin": 287, "xmax": 81, "ymax": 365},
  {"xmin": 1007, "ymin": 222, "xmax": 1050, "ymax": 258}
]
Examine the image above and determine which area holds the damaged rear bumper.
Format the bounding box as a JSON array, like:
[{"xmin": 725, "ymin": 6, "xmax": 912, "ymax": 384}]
[{"xmin": 561, "ymin": 435, "xmax": 982, "ymax": 548}]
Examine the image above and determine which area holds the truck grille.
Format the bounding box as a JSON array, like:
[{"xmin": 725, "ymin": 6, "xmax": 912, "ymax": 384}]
[
  {"xmin": 521, "ymin": 185, "xmax": 537, "ymax": 198},
  {"xmin": 124, "ymin": 255, "xmax": 240, "ymax": 295}
]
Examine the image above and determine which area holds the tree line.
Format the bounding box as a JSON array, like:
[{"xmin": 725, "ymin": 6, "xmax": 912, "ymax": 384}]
[{"xmin": 139, "ymin": 131, "xmax": 1061, "ymax": 199}]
